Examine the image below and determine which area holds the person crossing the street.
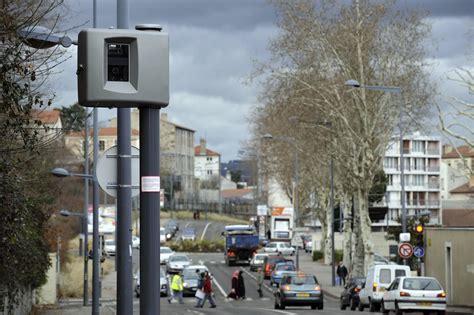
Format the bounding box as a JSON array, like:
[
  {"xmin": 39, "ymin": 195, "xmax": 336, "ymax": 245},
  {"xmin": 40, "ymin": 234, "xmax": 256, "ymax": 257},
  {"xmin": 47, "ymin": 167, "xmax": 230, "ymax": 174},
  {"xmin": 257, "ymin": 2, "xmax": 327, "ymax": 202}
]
[
  {"xmin": 256, "ymin": 267, "xmax": 264, "ymax": 298},
  {"xmin": 196, "ymin": 271, "xmax": 216, "ymax": 308},
  {"xmin": 168, "ymin": 271, "xmax": 184, "ymax": 304}
]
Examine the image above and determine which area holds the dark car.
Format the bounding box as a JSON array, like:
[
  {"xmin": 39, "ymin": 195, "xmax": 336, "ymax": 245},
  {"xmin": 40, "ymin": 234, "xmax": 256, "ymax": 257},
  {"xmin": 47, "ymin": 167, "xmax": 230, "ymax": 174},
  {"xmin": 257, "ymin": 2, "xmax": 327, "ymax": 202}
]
[
  {"xmin": 181, "ymin": 268, "xmax": 202, "ymax": 296},
  {"xmin": 165, "ymin": 220, "xmax": 179, "ymax": 236},
  {"xmin": 340, "ymin": 276, "xmax": 365, "ymax": 310},
  {"xmin": 263, "ymin": 255, "xmax": 293, "ymax": 279},
  {"xmin": 274, "ymin": 273, "xmax": 324, "ymax": 310},
  {"xmin": 301, "ymin": 235, "xmax": 311, "ymax": 251}
]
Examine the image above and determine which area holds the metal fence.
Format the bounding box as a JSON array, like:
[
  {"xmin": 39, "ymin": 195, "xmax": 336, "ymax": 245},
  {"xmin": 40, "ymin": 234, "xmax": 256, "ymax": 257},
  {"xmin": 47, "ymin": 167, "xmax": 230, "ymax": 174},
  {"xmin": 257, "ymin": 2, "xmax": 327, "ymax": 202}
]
[{"xmin": 171, "ymin": 199, "xmax": 256, "ymax": 220}]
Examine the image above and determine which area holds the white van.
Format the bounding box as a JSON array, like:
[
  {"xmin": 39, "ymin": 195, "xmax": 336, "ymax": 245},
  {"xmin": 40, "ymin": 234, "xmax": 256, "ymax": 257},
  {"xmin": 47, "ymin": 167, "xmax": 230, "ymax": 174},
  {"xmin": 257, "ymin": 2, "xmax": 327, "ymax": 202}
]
[
  {"xmin": 358, "ymin": 264, "xmax": 411, "ymax": 312},
  {"xmin": 160, "ymin": 227, "xmax": 166, "ymax": 244}
]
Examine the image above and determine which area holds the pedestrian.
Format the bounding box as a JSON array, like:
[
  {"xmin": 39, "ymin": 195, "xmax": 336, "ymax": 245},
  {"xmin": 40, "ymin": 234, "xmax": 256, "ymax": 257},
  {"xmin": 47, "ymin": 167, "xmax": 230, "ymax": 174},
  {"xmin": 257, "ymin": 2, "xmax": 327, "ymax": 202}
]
[
  {"xmin": 196, "ymin": 271, "xmax": 216, "ymax": 308},
  {"xmin": 336, "ymin": 261, "xmax": 348, "ymax": 286},
  {"xmin": 168, "ymin": 272, "xmax": 184, "ymax": 304},
  {"xmin": 226, "ymin": 270, "xmax": 239, "ymax": 299},
  {"xmin": 194, "ymin": 270, "xmax": 203, "ymax": 307},
  {"xmin": 256, "ymin": 267, "xmax": 264, "ymax": 298},
  {"xmin": 267, "ymin": 229, "xmax": 271, "ymax": 240},
  {"xmin": 237, "ymin": 270, "xmax": 246, "ymax": 299}
]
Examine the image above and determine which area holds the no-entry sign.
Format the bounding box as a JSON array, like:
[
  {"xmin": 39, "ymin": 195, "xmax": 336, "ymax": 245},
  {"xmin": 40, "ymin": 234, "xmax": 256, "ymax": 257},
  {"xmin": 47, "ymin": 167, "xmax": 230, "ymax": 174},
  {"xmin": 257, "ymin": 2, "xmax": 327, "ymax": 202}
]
[{"xmin": 398, "ymin": 243, "xmax": 413, "ymax": 259}]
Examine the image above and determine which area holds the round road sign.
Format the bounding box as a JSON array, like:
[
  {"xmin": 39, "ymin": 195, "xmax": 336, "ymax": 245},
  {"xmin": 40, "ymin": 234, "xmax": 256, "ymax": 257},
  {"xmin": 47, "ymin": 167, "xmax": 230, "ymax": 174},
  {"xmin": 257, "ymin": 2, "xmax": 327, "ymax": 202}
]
[
  {"xmin": 398, "ymin": 243, "xmax": 413, "ymax": 259},
  {"xmin": 413, "ymin": 246, "xmax": 425, "ymax": 258}
]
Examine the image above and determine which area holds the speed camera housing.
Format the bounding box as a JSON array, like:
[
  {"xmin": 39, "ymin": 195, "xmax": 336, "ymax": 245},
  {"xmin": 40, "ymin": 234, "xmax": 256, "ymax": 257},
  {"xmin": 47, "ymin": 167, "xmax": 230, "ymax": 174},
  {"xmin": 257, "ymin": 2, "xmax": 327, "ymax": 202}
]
[{"xmin": 77, "ymin": 28, "xmax": 169, "ymax": 108}]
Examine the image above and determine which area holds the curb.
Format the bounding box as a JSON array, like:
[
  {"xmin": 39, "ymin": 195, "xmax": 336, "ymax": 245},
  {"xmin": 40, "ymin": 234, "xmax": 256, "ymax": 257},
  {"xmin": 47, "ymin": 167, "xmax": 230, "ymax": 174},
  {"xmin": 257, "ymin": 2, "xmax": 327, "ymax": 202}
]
[{"xmin": 322, "ymin": 289, "xmax": 339, "ymax": 300}]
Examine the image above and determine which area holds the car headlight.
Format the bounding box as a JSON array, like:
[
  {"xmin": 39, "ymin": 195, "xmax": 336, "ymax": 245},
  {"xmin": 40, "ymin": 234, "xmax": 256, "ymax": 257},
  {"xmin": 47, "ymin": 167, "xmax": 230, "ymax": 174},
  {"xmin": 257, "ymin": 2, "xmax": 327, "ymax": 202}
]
[
  {"xmin": 183, "ymin": 282, "xmax": 188, "ymax": 287},
  {"xmin": 167, "ymin": 234, "xmax": 171, "ymax": 238}
]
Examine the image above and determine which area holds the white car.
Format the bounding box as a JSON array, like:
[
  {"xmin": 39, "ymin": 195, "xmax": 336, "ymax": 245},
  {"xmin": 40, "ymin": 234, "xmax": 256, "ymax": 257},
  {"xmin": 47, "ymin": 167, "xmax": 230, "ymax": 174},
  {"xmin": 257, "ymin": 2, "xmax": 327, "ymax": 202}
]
[
  {"xmin": 132, "ymin": 236, "xmax": 140, "ymax": 249},
  {"xmin": 160, "ymin": 227, "xmax": 166, "ymax": 244},
  {"xmin": 160, "ymin": 246, "xmax": 174, "ymax": 264},
  {"xmin": 104, "ymin": 239, "xmax": 116, "ymax": 256},
  {"xmin": 305, "ymin": 241, "xmax": 313, "ymax": 253},
  {"xmin": 264, "ymin": 242, "xmax": 295, "ymax": 256},
  {"xmin": 166, "ymin": 254, "xmax": 191, "ymax": 273},
  {"xmin": 381, "ymin": 277, "xmax": 446, "ymax": 315}
]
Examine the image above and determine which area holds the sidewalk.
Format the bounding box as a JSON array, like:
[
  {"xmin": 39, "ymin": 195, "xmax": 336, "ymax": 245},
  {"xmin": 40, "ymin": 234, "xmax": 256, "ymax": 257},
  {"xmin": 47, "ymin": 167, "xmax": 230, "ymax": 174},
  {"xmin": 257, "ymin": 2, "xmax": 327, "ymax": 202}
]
[{"xmin": 297, "ymin": 250, "xmax": 474, "ymax": 315}]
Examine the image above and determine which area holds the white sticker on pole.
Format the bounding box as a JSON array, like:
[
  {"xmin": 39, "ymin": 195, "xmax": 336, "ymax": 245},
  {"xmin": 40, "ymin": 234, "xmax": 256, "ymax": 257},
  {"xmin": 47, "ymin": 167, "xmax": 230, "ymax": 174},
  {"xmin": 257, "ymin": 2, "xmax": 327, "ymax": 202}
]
[{"xmin": 141, "ymin": 176, "xmax": 161, "ymax": 192}]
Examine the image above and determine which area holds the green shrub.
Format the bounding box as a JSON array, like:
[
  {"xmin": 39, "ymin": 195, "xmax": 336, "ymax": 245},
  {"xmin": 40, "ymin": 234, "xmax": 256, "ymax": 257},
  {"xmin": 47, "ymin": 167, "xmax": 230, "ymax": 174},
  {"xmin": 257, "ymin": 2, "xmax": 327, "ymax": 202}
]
[
  {"xmin": 312, "ymin": 250, "xmax": 324, "ymax": 261},
  {"xmin": 335, "ymin": 250, "xmax": 344, "ymax": 263},
  {"xmin": 167, "ymin": 239, "xmax": 224, "ymax": 252}
]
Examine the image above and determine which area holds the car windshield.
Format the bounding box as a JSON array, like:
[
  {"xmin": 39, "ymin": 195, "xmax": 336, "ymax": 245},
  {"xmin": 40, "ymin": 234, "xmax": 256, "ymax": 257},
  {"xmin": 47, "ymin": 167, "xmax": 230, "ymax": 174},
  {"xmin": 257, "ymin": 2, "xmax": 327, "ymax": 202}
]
[
  {"xmin": 403, "ymin": 278, "xmax": 441, "ymax": 290},
  {"xmin": 171, "ymin": 255, "xmax": 188, "ymax": 262},
  {"xmin": 255, "ymin": 255, "xmax": 266, "ymax": 260},
  {"xmin": 183, "ymin": 271, "xmax": 200, "ymax": 280},
  {"xmin": 287, "ymin": 276, "xmax": 317, "ymax": 285},
  {"xmin": 280, "ymin": 243, "xmax": 289, "ymax": 248},
  {"xmin": 105, "ymin": 240, "xmax": 114, "ymax": 245},
  {"xmin": 269, "ymin": 257, "xmax": 286, "ymax": 264},
  {"xmin": 160, "ymin": 229, "xmax": 165, "ymax": 235},
  {"xmin": 161, "ymin": 247, "xmax": 172, "ymax": 253},
  {"xmin": 276, "ymin": 264, "xmax": 296, "ymax": 271},
  {"xmin": 183, "ymin": 229, "xmax": 195, "ymax": 235}
]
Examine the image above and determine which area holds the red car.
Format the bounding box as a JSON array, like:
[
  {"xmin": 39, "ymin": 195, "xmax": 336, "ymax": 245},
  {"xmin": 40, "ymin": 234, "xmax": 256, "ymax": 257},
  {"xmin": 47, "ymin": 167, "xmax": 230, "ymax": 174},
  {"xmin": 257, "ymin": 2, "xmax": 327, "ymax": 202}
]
[{"xmin": 263, "ymin": 255, "xmax": 293, "ymax": 279}]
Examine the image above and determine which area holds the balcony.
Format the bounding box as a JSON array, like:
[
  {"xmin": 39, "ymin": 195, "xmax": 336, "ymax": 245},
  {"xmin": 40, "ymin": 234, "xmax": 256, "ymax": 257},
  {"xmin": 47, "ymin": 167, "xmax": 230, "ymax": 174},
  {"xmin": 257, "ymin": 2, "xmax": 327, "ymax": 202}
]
[
  {"xmin": 427, "ymin": 148, "xmax": 440, "ymax": 155},
  {"xmin": 427, "ymin": 166, "xmax": 440, "ymax": 172},
  {"xmin": 427, "ymin": 200, "xmax": 440, "ymax": 207},
  {"xmin": 428, "ymin": 182, "xmax": 440, "ymax": 189}
]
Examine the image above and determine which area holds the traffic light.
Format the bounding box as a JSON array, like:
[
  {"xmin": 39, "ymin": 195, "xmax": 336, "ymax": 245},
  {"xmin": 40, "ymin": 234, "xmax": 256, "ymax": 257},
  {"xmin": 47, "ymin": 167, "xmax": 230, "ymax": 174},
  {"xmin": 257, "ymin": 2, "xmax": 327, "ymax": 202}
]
[{"xmin": 414, "ymin": 223, "xmax": 424, "ymax": 247}]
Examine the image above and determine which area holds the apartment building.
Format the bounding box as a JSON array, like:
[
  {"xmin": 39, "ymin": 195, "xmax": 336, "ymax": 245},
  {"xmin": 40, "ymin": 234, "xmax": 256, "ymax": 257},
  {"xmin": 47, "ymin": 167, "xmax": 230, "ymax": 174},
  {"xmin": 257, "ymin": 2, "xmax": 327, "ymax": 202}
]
[
  {"xmin": 383, "ymin": 133, "xmax": 441, "ymax": 225},
  {"xmin": 194, "ymin": 138, "xmax": 220, "ymax": 180}
]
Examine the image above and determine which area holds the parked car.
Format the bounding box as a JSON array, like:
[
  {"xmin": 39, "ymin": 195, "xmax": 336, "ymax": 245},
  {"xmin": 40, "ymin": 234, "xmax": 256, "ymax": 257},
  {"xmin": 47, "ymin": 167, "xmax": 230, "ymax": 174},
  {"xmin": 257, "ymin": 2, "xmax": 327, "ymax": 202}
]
[
  {"xmin": 181, "ymin": 265, "xmax": 209, "ymax": 296},
  {"xmin": 164, "ymin": 226, "xmax": 174, "ymax": 241},
  {"xmin": 160, "ymin": 246, "xmax": 174, "ymax": 265},
  {"xmin": 274, "ymin": 273, "xmax": 324, "ymax": 310},
  {"xmin": 131, "ymin": 236, "xmax": 140, "ymax": 249},
  {"xmin": 305, "ymin": 241, "xmax": 313, "ymax": 253},
  {"xmin": 166, "ymin": 254, "xmax": 191, "ymax": 273},
  {"xmin": 160, "ymin": 227, "xmax": 166, "ymax": 244},
  {"xmin": 381, "ymin": 277, "xmax": 446, "ymax": 315},
  {"xmin": 250, "ymin": 253, "xmax": 268, "ymax": 271},
  {"xmin": 340, "ymin": 276, "xmax": 366, "ymax": 310},
  {"xmin": 181, "ymin": 227, "xmax": 197, "ymax": 241},
  {"xmin": 263, "ymin": 255, "xmax": 293, "ymax": 279},
  {"xmin": 270, "ymin": 262, "xmax": 297, "ymax": 287},
  {"xmin": 264, "ymin": 242, "xmax": 295, "ymax": 256},
  {"xmin": 104, "ymin": 239, "xmax": 116, "ymax": 256},
  {"xmin": 358, "ymin": 264, "xmax": 411, "ymax": 312},
  {"xmin": 134, "ymin": 268, "xmax": 168, "ymax": 297}
]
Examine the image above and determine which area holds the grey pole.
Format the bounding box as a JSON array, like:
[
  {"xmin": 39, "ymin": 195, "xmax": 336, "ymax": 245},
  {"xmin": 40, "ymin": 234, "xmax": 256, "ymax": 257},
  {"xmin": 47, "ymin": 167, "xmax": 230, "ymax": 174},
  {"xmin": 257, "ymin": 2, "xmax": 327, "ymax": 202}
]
[
  {"xmin": 92, "ymin": 107, "xmax": 100, "ymax": 315},
  {"xmin": 116, "ymin": 0, "xmax": 133, "ymax": 313},
  {"xmin": 294, "ymin": 147, "xmax": 299, "ymax": 270},
  {"xmin": 330, "ymin": 156, "xmax": 336, "ymax": 286},
  {"xmin": 83, "ymin": 109, "xmax": 89, "ymax": 306},
  {"xmin": 140, "ymin": 107, "xmax": 161, "ymax": 315},
  {"xmin": 399, "ymin": 94, "xmax": 406, "ymax": 234}
]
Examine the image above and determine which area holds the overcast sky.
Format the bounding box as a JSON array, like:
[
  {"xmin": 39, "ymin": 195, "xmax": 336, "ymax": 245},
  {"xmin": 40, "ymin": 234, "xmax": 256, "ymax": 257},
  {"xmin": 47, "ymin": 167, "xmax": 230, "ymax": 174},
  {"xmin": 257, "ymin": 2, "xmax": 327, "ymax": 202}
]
[{"xmin": 53, "ymin": 0, "xmax": 473, "ymax": 162}]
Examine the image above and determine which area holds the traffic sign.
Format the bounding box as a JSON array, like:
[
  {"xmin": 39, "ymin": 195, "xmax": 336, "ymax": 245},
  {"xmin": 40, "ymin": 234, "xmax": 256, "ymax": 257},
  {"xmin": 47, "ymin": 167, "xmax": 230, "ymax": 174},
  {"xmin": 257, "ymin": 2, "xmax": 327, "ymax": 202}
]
[
  {"xmin": 413, "ymin": 246, "xmax": 425, "ymax": 258},
  {"xmin": 96, "ymin": 145, "xmax": 140, "ymax": 198},
  {"xmin": 398, "ymin": 243, "xmax": 413, "ymax": 258}
]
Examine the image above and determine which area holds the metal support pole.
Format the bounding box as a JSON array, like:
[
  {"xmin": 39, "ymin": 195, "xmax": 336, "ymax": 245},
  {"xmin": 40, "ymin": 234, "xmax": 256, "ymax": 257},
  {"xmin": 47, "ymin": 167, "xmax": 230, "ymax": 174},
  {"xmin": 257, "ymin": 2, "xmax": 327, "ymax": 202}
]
[
  {"xmin": 116, "ymin": 1, "xmax": 132, "ymax": 313},
  {"xmin": 83, "ymin": 110, "xmax": 89, "ymax": 306},
  {"xmin": 140, "ymin": 108, "xmax": 161, "ymax": 315},
  {"xmin": 92, "ymin": 108, "xmax": 100, "ymax": 315},
  {"xmin": 330, "ymin": 156, "xmax": 336, "ymax": 286},
  {"xmin": 399, "ymin": 94, "xmax": 407, "ymax": 266}
]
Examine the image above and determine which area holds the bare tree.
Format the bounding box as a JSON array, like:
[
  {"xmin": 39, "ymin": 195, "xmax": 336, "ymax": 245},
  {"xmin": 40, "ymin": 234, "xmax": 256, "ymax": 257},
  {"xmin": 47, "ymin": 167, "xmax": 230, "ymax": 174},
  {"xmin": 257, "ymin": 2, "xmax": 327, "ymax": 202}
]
[{"xmin": 251, "ymin": 0, "xmax": 434, "ymax": 275}]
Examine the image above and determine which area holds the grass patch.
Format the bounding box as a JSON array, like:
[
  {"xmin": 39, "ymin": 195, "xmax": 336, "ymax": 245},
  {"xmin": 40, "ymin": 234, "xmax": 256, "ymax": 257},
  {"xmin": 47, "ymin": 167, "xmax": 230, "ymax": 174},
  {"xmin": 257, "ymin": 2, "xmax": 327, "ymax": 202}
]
[
  {"xmin": 59, "ymin": 252, "xmax": 113, "ymax": 298},
  {"xmin": 166, "ymin": 239, "xmax": 225, "ymax": 252}
]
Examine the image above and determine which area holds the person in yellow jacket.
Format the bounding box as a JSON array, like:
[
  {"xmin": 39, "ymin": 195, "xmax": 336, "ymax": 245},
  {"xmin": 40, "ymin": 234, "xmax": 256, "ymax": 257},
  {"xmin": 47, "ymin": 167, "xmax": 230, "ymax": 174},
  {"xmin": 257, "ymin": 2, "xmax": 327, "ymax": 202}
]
[{"xmin": 168, "ymin": 272, "xmax": 184, "ymax": 304}]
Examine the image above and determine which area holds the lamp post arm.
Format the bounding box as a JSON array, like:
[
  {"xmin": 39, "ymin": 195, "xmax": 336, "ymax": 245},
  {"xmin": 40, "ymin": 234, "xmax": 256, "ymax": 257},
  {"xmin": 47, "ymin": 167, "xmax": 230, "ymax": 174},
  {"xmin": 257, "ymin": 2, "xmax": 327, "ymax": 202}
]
[
  {"xmin": 69, "ymin": 172, "xmax": 95, "ymax": 179},
  {"xmin": 359, "ymin": 85, "xmax": 401, "ymax": 93}
]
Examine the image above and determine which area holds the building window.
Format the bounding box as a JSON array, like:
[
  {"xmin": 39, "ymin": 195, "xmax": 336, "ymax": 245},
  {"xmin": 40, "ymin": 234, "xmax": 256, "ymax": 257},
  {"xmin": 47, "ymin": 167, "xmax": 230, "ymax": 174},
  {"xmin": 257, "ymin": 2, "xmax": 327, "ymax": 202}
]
[
  {"xmin": 412, "ymin": 140, "xmax": 425, "ymax": 153},
  {"xmin": 99, "ymin": 140, "xmax": 105, "ymax": 151},
  {"xmin": 384, "ymin": 157, "xmax": 398, "ymax": 170},
  {"xmin": 207, "ymin": 170, "xmax": 213, "ymax": 175},
  {"xmin": 413, "ymin": 175, "xmax": 424, "ymax": 186},
  {"xmin": 413, "ymin": 158, "xmax": 425, "ymax": 171},
  {"xmin": 387, "ymin": 175, "xmax": 393, "ymax": 186}
]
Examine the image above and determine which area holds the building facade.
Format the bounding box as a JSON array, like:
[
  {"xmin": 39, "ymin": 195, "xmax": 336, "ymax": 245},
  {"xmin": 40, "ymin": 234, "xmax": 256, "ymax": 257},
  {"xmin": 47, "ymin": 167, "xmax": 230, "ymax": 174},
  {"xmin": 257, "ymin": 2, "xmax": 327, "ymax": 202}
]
[{"xmin": 383, "ymin": 133, "xmax": 441, "ymax": 225}]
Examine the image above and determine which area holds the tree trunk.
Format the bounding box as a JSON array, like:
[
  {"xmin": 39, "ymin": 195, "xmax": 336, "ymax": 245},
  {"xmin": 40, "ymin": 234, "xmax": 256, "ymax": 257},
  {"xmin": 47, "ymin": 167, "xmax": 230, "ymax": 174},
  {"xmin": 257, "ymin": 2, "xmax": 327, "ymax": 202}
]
[
  {"xmin": 358, "ymin": 188, "xmax": 374, "ymax": 274},
  {"xmin": 351, "ymin": 193, "xmax": 365, "ymax": 277},
  {"xmin": 324, "ymin": 204, "xmax": 333, "ymax": 265},
  {"xmin": 341, "ymin": 194, "xmax": 352, "ymax": 269}
]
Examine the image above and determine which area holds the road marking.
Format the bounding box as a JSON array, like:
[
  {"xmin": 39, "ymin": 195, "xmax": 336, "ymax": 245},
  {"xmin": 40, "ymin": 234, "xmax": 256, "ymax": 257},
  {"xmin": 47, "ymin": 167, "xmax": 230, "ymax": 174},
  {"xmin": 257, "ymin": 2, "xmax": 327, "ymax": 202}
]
[
  {"xmin": 240, "ymin": 267, "xmax": 274, "ymax": 293},
  {"xmin": 201, "ymin": 221, "xmax": 213, "ymax": 240},
  {"xmin": 209, "ymin": 270, "xmax": 228, "ymax": 298},
  {"xmin": 255, "ymin": 308, "xmax": 296, "ymax": 315},
  {"xmin": 220, "ymin": 260, "xmax": 225, "ymax": 264},
  {"xmin": 210, "ymin": 261, "xmax": 216, "ymax": 264}
]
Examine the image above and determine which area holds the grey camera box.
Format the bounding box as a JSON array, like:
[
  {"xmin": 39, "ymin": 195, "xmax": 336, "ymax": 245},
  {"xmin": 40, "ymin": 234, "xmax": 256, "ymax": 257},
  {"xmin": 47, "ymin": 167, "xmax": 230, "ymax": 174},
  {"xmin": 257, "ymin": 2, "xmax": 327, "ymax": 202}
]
[{"xmin": 77, "ymin": 28, "xmax": 169, "ymax": 108}]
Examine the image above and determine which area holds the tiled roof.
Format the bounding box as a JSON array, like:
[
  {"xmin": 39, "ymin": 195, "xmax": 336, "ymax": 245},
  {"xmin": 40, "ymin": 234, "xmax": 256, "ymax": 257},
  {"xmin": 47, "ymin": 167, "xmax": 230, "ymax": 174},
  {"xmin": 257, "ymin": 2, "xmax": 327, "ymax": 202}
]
[
  {"xmin": 68, "ymin": 128, "xmax": 140, "ymax": 137},
  {"xmin": 442, "ymin": 209, "xmax": 474, "ymax": 227},
  {"xmin": 33, "ymin": 110, "xmax": 61, "ymax": 124},
  {"xmin": 450, "ymin": 182, "xmax": 474, "ymax": 194},
  {"xmin": 442, "ymin": 145, "xmax": 474, "ymax": 159},
  {"xmin": 194, "ymin": 146, "xmax": 220, "ymax": 156}
]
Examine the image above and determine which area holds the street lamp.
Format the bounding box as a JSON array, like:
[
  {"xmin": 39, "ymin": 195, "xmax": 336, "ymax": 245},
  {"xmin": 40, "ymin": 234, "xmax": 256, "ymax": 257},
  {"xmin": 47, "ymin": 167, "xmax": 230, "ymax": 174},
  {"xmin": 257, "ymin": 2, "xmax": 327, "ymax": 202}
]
[
  {"xmin": 59, "ymin": 209, "xmax": 84, "ymax": 218},
  {"xmin": 345, "ymin": 79, "xmax": 408, "ymax": 263},
  {"xmin": 17, "ymin": 26, "xmax": 74, "ymax": 48}
]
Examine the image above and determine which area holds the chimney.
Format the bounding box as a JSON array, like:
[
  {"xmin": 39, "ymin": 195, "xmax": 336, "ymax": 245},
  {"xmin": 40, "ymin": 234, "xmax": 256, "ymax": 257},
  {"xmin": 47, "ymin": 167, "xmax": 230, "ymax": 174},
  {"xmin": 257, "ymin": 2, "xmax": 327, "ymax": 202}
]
[
  {"xmin": 443, "ymin": 144, "xmax": 453, "ymax": 155},
  {"xmin": 199, "ymin": 138, "xmax": 206, "ymax": 156},
  {"xmin": 161, "ymin": 112, "xmax": 168, "ymax": 121}
]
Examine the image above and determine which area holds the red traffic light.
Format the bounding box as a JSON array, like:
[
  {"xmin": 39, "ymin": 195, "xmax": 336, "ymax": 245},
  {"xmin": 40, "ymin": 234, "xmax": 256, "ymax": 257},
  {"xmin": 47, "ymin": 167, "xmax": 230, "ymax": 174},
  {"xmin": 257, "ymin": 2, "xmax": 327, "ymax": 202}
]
[{"xmin": 415, "ymin": 224, "xmax": 424, "ymax": 233}]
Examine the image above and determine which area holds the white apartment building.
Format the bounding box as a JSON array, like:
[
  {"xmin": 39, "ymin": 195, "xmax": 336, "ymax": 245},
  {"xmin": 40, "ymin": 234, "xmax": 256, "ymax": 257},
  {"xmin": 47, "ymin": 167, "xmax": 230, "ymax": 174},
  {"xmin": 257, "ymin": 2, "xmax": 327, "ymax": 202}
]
[{"xmin": 383, "ymin": 133, "xmax": 441, "ymax": 225}]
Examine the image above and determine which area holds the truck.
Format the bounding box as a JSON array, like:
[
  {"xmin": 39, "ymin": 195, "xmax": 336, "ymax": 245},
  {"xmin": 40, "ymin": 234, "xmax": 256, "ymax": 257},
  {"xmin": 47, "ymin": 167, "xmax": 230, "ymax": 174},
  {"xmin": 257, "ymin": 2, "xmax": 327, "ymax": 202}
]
[
  {"xmin": 223, "ymin": 225, "xmax": 259, "ymax": 266},
  {"xmin": 270, "ymin": 207, "xmax": 294, "ymax": 241}
]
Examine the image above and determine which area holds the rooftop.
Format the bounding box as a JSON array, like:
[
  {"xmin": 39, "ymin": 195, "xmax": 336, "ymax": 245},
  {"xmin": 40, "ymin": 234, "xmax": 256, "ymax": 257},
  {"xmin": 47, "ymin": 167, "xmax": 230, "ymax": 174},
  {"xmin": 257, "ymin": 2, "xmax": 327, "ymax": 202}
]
[{"xmin": 32, "ymin": 110, "xmax": 61, "ymax": 124}]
